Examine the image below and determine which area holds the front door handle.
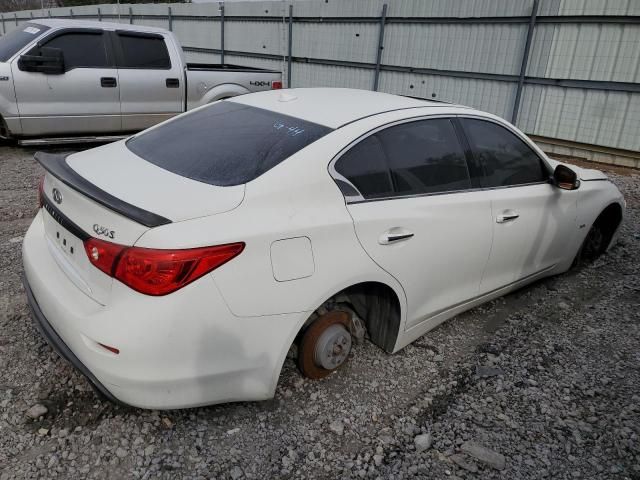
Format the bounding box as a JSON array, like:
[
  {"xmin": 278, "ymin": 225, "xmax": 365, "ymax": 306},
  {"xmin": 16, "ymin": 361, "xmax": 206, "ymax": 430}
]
[
  {"xmin": 378, "ymin": 228, "xmax": 414, "ymax": 245},
  {"xmin": 166, "ymin": 78, "xmax": 180, "ymax": 88},
  {"xmin": 496, "ymin": 211, "xmax": 520, "ymax": 223},
  {"xmin": 100, "ymin": 77, "xmax": 117, "ymax": 88}
]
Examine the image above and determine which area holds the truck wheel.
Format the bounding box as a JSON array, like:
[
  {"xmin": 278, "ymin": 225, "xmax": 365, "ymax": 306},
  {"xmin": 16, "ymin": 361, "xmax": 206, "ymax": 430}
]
[{"xmin": 298, "ymin": 310, "xmax": 352, "ymax": 379}]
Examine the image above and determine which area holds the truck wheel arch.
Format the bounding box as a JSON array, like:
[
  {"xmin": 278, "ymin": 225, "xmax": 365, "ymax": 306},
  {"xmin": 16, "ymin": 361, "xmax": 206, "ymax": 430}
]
[{"xmin": 198, "ymin": 84, "xmax": 251, "ymax": 107}]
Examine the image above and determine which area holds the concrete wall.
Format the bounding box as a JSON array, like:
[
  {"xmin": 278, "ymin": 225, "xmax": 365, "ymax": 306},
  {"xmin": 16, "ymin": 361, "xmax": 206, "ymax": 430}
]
[{"xmin": 2, "ymin": 0, "xmax": 639, "ymax": 166}]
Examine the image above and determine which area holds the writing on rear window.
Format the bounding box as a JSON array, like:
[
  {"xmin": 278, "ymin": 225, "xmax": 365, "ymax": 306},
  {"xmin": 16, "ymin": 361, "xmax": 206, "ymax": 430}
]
[{"xmin": 273, "ymin": 121, "xmax": 305, "ymax": 137}]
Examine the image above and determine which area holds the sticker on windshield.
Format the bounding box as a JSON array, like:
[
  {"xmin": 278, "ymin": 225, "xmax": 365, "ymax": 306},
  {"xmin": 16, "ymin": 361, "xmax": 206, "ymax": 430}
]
[{"xmin": 23, "ymin": 26, "xmax": 41, "ymax": 34}]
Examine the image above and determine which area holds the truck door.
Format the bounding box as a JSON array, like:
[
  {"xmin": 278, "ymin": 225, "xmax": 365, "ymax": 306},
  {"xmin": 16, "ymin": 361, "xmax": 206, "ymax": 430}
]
[
  {"xmin": 11, "ymin": 28, "xmax": 121, "ymax": 136},
  {"xmin": 112, "ymin": 31, "xmax": 183, "ymax": 132}
]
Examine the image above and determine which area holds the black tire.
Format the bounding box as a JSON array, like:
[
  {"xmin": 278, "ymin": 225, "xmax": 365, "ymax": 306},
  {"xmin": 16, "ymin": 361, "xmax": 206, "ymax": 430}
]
[{"xmin": 580, "ymin": 223, "xmax": 608, "ymax": 262}]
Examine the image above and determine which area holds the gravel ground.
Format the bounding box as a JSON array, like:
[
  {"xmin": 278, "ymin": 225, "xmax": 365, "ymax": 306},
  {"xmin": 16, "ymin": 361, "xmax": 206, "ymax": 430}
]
[{"xmin": 0, "ymin": 145, "xmax": 638, "ymax": 479}]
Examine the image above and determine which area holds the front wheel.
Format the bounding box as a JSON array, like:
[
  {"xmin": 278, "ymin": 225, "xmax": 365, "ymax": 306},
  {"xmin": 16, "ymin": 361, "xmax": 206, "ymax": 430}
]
[
  {"xmin": 298, "ymin": 310, "xmax": 352, "ymax": 379},
  {"xmin": 581, "ymin": 223, "xmax": 607, "ymax": 261}
]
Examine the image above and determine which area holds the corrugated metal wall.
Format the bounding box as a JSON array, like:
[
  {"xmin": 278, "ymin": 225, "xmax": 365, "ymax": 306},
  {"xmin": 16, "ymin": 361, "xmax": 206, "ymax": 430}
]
[{"xmin": 2, "ymin": 0, "xmax": 639, "ymax": 163}]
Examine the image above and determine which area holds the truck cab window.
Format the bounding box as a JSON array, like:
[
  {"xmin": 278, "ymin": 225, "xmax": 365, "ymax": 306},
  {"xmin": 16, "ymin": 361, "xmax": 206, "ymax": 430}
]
[
  {"xmin": 117, "ymin": 34, "xmax": 171, "ymax": 69},
  {"xmin": 39, "ymin": 32, "xmax": 109, "ymax": 70}
]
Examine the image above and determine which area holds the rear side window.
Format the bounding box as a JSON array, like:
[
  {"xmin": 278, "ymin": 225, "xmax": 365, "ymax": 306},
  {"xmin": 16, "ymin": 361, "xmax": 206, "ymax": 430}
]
[
  {"xmin": 127, "ymin": 102, "xmax": 332, "ymax": 186},
  {"xmin": 334, "ymin": 118, "xmax": 471, "ymax": 200},
  {"xmin": 377, "ymin": 119, "xmax": 470, "ymax": 195},
  {"xmin": 40, "ymin": 32, "xmax": 110, "ymax": 69},
  {"xmin": 334, "ymin": 135, "xmax": 393, "ymax": 199},
  {"xmin": 0, "ymin": 23, "xmax": 50, "ymax": 62},
  {"xmin": 461, "ymin": 118, "xmax": 547, "ymax": 188},
  {"xmin": 117, "ymin": 34, "xmax": 170, "ymax": 69}
]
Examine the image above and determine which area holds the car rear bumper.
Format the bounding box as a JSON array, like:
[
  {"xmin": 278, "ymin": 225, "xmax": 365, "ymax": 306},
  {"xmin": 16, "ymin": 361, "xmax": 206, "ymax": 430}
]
[
  {"xmin": 23, "ymin": 273, "xmax": 126, "ymax": 406},
  {"xmin": 22, "ymin": 210, "xmax": 307, "ymax": 409}
]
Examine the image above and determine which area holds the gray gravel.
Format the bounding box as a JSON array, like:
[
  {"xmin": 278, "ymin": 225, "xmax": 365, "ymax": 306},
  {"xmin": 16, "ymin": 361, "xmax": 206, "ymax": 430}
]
[{"xmin": 0, "ymin": 145, "xmax": 638, "ymax": 479}]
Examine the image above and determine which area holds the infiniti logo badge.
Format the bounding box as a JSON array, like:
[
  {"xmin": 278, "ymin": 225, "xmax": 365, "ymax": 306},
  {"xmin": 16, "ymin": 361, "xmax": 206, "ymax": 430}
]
[{"xmin": 52, "ymin": 188, "xmax": 63, "ymax": 204}]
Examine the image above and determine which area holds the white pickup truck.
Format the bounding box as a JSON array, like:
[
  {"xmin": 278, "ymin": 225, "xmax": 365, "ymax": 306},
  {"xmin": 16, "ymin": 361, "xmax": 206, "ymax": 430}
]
[{"xmin": 0, "ymin": 19, "xmax": 282, "ymax": 144}]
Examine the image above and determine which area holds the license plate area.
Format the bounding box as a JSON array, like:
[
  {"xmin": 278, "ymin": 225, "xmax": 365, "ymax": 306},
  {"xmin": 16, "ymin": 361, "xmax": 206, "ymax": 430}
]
[{"xmin": 43, "ymin": 211, "xmax": 83, "ymax": 263}]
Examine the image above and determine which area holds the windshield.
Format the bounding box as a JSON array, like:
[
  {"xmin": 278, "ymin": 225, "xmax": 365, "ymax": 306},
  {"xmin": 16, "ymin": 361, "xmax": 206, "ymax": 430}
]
[
  {"xmin": 0, "ymin": 23, "xmax": 49, "ymax": 62},
  {"xmin": 126, "ymin": 101, "xmax": 333, "ymax": 187}
]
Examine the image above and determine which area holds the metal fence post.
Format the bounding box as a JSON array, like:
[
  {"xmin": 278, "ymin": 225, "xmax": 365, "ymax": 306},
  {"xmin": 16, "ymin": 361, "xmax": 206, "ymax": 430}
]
[
  {"xmin": 69, "ymin": 9, "xmax": 73, "ymax": 18},
  {"xmin": 220, "ymin": 4, "xmax": 225, "ymax": 64},
  {"xmin": 373, "ymin": 3, "xmax": 388, "ymax": 91},
  {"xmin": 168, "ymin": 7, "xmax": 173, "ymax": 32},
  {"xmin": 287, "ymin": 4, "xmax": 293, "ymax": 87},
  {"xmin": 30, "ymin": 12, "xmax": 34, "ymax": 19},
  {"xmin": 129, "ymin": 7, "xmax": 133, "ymax": 25},
  {"xmin": 98, "ymin": 7, "xmax": 101, "ymax": 22},
  {"xmin": 15, "ymin": 13, "xmax": 18, "ymax": 25},
  {"xmin": 48, "ymin": 10, "xmax": 52, "ymax": 18},
  {"xmin": 1, "ymin": 15, "xmax": 4, "ymax": 35},
  {"xmin": 511, "ymin": 0, "xmax": 539, "ymax": 124}
]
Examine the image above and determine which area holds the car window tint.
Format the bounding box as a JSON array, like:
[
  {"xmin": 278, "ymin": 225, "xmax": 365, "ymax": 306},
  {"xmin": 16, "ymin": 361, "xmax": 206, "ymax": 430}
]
[
  {"xmin": 334, "ymin": 135, "xmax": 393, "ymax": 199},
  {"xmin": 118, "ymin": 34, "xmax": 170, "ymax": 69},
  {"xmin": 0, "ymin": 23, "xmax": 50, "ymax": 62},
  {"xmin": 461, "ymin": 118, "xmax": 547, "ymax": 187},
  {"xmin": 126, "ymin": 101, "xmax": 332, "ymax": 186},
  {"xmin": 377, "ymin": 119, "xmax": 471, "ymax": 195},
  {"xmin": 41, "ymin": 32, "xmax": 109, "ymax": 69}
]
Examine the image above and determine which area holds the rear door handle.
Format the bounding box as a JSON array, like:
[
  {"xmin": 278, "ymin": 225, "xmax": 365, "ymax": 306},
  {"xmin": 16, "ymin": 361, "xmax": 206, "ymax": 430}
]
[
  {"xmin": 378, "ymin": 229, "xmax": 414, "ymax": 245},
  {"xmin": 166, "ymin": 78, "xmax": 180, "ymax": 88},
  {"xmin": 496, "ymin": 211, "xmax": 520, "ymax": 223},
  {"xmin": 100, "ymin": 77, "xmax": 117, "ymax": 88}
]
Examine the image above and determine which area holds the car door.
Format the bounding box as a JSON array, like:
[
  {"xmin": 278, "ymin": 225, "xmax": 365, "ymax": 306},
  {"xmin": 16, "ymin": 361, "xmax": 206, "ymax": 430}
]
[
  {"xmin": 459, "ymin": 117, "xmax": 577, "ymax": 294},
  {"xmin": 113, "ymin": 31, "xmax": 183, "ymax": 132},
  {"xmin": 11, "ymin": 29, "xmax": 121, "ymax": 136},
  {"xmin": 334, "ymin": 117, "xmax": 493, "ymax": 331}
]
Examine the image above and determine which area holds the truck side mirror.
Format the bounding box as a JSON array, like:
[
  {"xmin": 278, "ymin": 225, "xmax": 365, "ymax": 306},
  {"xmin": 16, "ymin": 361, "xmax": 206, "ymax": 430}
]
[
  {"xmin": 552, "ymin": 164, "xmax": 580, "ymax": 190},
  {"xmin": 18, "ymin": 47, "xmax": 65, "ymax": 75}
]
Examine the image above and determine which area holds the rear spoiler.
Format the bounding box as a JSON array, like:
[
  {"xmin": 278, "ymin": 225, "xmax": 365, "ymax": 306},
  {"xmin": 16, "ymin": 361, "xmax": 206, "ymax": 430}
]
[{"xmin": 34, "ymin": 152, "xmax": 171, "ymax": 228}]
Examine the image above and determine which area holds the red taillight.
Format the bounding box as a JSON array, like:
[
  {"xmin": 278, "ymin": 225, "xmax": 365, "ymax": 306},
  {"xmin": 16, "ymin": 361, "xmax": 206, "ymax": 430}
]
[
  {"xmin": 83, "ymin": 238, "xmax": 244, "ymax": 296},
  {"xmin": 272, "ymin": 81, "xmax": 283, "ymax": 90},
  {"xmin": 37, "ymin": 176, "xmax": 45, "ymax": 208},
  {"xmin": 84, "ymin": 238, "xmax": 126, "ymax": 277}
]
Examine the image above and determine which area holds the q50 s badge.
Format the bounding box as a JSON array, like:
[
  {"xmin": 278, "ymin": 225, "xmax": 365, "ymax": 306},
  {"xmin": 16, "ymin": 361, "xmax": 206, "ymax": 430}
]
[{"xmin": 93, "ymin": 224, "xmax": 115, "ymax": 239}]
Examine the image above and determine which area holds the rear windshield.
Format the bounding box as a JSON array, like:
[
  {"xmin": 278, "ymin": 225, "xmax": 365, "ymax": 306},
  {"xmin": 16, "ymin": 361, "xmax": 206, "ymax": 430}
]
[
  {"xmin": 126, "ymin": 102, "xmax": 332, "ymax": 186},
  {"xmin": 0, "ymin": 23, "xmax": 50, "ymax": 62}
]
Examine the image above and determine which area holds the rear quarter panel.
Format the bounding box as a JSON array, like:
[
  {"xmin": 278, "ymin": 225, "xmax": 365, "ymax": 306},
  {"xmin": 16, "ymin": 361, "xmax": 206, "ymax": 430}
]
[{"xmin": 134, "ymin": 125, "xmax": 406, "ymax": 322}]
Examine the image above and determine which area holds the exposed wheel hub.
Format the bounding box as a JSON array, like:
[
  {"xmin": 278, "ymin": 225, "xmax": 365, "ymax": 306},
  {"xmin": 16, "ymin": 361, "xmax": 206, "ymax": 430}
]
[{"xmin": 313, "ymin": 323, "xmax": 352, "ymax": 370}]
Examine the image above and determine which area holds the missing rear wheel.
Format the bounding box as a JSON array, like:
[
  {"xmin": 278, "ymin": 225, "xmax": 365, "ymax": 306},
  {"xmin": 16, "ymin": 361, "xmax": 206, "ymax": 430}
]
[{"xmin": 298, "ymin": 310, "xmax": 352, "ymax": 379}]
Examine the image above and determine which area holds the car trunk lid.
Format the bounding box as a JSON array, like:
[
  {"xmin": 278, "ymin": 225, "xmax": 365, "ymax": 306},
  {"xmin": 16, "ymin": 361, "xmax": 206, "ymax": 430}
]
[{"xmin": 36, "ymin": 144, "xmax": 245, "ymax": 305}]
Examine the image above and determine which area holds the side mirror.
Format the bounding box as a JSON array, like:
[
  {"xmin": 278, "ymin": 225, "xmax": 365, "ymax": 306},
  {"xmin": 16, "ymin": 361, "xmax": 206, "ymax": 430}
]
[
  {"xmin": 18, "ymin": 47, "xmax": 65, "ymax": 75},
  {"xmin": 552, "ymin": 164, "xmax": 580, "ymax": 190}
]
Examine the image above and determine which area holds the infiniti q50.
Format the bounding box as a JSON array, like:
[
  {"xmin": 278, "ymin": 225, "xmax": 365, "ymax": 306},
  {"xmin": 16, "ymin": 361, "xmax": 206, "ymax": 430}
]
[{"xmin": 23, "ymin": 88, "xmax": 625, "ymax": 408}]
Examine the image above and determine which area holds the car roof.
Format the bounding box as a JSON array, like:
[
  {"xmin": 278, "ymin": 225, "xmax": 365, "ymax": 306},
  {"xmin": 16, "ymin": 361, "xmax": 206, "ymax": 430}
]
[
  {"xmin": 31, "ymin": 18, "xmax": 169, "ymax": 35},
  {"xmin": 229, "ymin": 88, "xmax": 471, "ymax": 129}
]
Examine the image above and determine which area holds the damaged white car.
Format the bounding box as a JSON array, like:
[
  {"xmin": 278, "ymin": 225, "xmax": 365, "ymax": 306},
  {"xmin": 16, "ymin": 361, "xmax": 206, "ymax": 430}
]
[{"xmin": 23, "ymin": 88, "xmax": 625, "ymax": 408}]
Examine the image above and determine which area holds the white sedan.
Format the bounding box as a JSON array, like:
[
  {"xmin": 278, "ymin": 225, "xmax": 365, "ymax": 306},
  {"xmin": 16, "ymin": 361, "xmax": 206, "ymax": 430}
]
[{"xmin": 23, "ymin": 88, "xmax": 625, "ymax": 409}]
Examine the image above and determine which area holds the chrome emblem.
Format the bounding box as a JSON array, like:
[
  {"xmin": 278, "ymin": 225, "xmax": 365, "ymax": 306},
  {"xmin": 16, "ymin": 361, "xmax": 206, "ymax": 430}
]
[
  {"xmin": 52, "ymin": 188, "xmax": 63, "ymax": 204},
  {"xmin": 93, "ymin": 224, "xmax": 115, "ymax": 239}
]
